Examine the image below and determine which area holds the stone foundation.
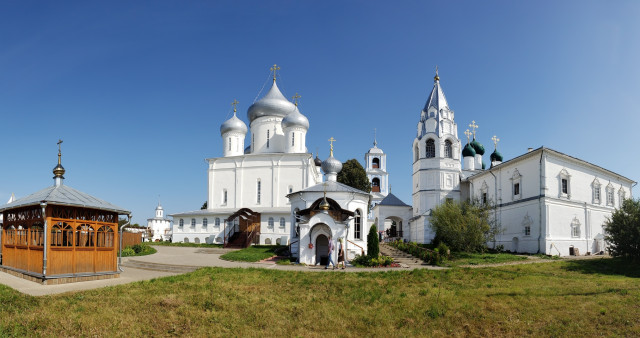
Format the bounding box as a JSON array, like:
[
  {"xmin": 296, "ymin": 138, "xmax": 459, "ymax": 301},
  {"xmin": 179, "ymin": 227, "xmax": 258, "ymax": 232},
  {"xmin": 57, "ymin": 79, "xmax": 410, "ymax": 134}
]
[{"xmin": 0, "ymin": 267, "xmax": 120, "ymax": 285}]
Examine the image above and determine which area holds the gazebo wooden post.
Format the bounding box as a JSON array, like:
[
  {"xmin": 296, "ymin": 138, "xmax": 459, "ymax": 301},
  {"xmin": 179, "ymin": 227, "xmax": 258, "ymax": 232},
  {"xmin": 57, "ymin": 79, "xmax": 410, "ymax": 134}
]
[{"xmin": 40, "ymin": 202, "xmax": 48, "ymax": 276}]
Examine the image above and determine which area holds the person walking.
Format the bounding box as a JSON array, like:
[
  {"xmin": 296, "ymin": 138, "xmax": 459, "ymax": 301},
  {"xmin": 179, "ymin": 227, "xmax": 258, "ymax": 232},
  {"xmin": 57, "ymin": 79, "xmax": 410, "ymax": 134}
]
[
  {"xmin": 337, "ymin": 238, "xmax": 346, "ymax": 269},
  {"xmin": 325, "ymin": 236, "xmax": 336, "ymax": 270}
]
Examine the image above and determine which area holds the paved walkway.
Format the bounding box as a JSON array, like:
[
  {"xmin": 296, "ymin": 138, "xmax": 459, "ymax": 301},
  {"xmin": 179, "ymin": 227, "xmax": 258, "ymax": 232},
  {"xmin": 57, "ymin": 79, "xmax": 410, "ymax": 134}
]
[{"xmin": 0, "ymin": 245, "xmax": 585, "ymax": 296}]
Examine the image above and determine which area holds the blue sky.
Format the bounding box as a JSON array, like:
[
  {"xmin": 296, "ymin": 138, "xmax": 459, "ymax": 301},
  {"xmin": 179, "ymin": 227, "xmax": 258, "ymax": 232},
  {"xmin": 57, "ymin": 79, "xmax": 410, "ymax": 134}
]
[{"xmin": 1, "ymin": 1, "xmax": 638, "ymax": 224}]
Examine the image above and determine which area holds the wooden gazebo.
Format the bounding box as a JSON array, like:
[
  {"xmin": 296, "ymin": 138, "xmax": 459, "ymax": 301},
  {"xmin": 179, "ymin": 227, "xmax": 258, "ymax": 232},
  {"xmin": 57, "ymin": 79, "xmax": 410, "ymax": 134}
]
[{"xmin": 0, "ymin": 144, "xmax": 130, "ymax": 284}]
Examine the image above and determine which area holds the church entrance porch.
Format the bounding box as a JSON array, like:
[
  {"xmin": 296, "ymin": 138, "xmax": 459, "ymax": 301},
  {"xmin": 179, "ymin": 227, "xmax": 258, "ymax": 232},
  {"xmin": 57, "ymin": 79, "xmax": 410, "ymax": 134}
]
[{"xmin": 315, "ymin": 234, "xmax": 329, "ymax": 265}]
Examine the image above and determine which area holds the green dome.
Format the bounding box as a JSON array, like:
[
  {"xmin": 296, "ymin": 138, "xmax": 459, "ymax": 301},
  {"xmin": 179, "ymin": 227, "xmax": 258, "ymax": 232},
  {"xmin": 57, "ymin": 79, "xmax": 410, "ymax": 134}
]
[
  {"xmin": 462, "ymin": 143, "xmax": 476, "ymax": 157},
  {"xmin": 482, "ymin": 162, "xmax": 486, "ymax": 170},
  {"xmin": 470, "ymin": 138, "xmax": 485, "ymax": 155},
  {"xmin": 490, "ymin": 149, "xmax": 503, "ymax": 162}
]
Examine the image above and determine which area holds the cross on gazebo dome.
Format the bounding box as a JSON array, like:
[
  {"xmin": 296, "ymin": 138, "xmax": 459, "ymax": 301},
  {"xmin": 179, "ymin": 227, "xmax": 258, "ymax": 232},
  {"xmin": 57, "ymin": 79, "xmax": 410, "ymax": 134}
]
[{"xmin": 328, "ymin": 137, "xmax": 336, "ymax": 157}]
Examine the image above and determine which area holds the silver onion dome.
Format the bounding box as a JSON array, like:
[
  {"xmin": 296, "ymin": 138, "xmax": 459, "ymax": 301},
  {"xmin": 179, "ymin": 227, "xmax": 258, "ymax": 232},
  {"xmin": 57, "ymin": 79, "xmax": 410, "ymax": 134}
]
[
  {"xmin": 220, "ymin": 112, "xmax": 248, "ymax": 135},
  {"xmin": 282, "ymin": 106, "xmax": 309, "ymax": 129},
  {"xmin": 247, "ymin": 81, "xmax": 296, "ymax": 122},
  {"xmin": 321, "ymin": 155, "xmax": 342, "ymax": 175}
]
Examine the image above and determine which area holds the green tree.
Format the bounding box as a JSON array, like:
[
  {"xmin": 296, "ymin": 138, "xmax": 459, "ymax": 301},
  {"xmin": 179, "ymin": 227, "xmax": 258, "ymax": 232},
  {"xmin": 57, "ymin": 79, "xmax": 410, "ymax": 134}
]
[
  {"xmin": 367, "ymin": 224, "xmax": 380, "ymax": 258},
  {"xmin": 430, "ymin": 199, "xmax": 499, "ymax": 252},
  {"xmin": 201, "ymin": 201, "xmax": 207, "ymax": 210},
  {"xmin": 337, "ymin": 159, "xmax": 371, "ymax": 193},
  {"xmin": 604, "ymin": 198, "xmax": 640, "ymax": 259}
]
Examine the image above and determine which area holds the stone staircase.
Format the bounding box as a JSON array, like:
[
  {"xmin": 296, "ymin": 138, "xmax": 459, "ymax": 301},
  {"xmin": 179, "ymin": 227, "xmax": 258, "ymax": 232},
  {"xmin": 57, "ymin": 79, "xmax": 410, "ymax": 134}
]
[
  {"xmin": 379, "ymin": 243, "xmax": 425, "ymax": 268},
  {"xmin": 121, "ymin": 259, "xmax": 200, "ymax": 273}
]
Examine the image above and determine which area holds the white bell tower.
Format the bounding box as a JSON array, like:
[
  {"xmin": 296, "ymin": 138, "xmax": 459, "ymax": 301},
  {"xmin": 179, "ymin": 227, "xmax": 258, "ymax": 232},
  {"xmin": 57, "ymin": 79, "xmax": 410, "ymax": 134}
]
[{"xmin": 411, "ymin": 68, "xmax": 462, "ymax": 243}]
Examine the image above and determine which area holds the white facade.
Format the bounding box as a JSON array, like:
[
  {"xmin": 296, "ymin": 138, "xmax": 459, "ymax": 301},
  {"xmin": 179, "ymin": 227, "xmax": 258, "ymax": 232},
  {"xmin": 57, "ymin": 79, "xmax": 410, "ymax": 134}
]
[
  {"xmin": 171, "ymin": 75, "xmax": 321, "ymax": 245},
  {"xmin": 147, "ymin": 203, "xmax": 172, "ymax": 241},
  {"xmin": 365, "ymin": 140, "xmax": 388, "ymax": 220},
  {"xmin": 406, "ymin": 70, "xmax": 634, "ymax": 256},
  {"xmin": 410, "ymin": 72, "xmax": 462, "ymax": 243},
  {"xmin": 466, "ymin": 148, "xmax": 634, "ymax": 256}
]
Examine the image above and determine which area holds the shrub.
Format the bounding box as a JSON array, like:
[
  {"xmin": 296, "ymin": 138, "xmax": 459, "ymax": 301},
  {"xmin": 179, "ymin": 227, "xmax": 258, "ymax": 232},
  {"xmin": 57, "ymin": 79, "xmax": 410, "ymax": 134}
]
[
  {"xmin": 367, "ymin": 224, "xmax": 379, "ymax": 258},
  {"xmin": 351, "ymin": 254, "xmax": 394, "ymax": 267},
  {"xmin": 121, "ymin": 247, "xmax": 136, "ymax": 257},
  {"xmin": 604, "ymin": 198, "xmax": 640, "ymax": 259},
  {"xmin": 430, "ymin": 199, "xmax": 499, "ymax": 253}
]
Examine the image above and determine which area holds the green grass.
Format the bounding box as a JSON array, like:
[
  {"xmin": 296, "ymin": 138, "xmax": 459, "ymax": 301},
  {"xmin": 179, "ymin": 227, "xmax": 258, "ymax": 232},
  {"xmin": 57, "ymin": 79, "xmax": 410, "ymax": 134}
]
[
  {"xmin": 121, "ymin": 243, "xmax": 157, "ymax": 257},
  {"xmin": 219, "ymin": 245, "xmax": 284, "ymax": 262},
  {"xmin": 1, "ymin": 258, "xmax": 639, "ymax": 336},
  {"xmin": 150, "ymin": 241, "xmax": 223, "ymax": 248},
  {"xmin": 444, "ymin": 252, "xmax": 529, "ymax": 267}
]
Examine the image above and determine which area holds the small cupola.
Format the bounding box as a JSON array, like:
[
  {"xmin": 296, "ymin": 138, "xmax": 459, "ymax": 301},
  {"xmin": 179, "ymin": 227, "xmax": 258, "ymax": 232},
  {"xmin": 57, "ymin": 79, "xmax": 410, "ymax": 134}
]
[
  {"xmin": 490, "ymin": 135, "xmax": 503, "ymax": 167},
  {"xmin": 321, "ymin": 137, "xmax": 342, "ymax": 182},
  {"xmin": 53, "ymin": 140, "xmax": 65, "ymax": 186}
]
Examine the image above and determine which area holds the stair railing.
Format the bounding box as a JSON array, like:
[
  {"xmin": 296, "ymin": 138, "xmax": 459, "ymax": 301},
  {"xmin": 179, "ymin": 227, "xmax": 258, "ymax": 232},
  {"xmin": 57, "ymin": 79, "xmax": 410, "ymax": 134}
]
[
  {"xmin": 288, "ymin": 239, "xmax": 299, "ymax": 257},
  {"xmin": 347, "ymin": 240, "xmax": 365, "ymax": 256}
]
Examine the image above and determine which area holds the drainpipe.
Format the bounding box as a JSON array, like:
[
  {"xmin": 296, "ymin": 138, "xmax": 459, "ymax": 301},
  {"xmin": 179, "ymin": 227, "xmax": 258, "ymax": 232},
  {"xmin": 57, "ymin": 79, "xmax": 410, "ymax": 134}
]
[
  {"xmin": 538, "ymin": 149, "xmax": 545, "ymax": 254},
  {"xmin": 118, "ymin": 214, "xmax": 131, "ymax": 271},
  {"xmin": 40, "ymin": 202, "xmax": 47, "ymax": 276},
  {"xmin": 489, "ymin": 170, "xmax": 498, "ymax": 249}
]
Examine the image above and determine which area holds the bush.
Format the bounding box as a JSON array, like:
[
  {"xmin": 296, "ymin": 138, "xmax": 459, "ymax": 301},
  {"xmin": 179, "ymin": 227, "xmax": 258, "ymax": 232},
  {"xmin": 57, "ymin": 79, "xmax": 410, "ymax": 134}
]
[
  {"xmin": 367, "ymin": 224, "xmax": 379, "ymax": 258},
  {"xmin": 604, "ymin": 199, "xmax": 640, "ymax": 259},
  {"xmin": 121, "ymin": 247, "xmax": 136, "ymax": 257},
  {"xmin": 351, "ymin": 254, "xmax": 394, "ymax": 267},
  {"xmin": 430, "ymin": 199, "xmax": 499, "ymax": 253}
]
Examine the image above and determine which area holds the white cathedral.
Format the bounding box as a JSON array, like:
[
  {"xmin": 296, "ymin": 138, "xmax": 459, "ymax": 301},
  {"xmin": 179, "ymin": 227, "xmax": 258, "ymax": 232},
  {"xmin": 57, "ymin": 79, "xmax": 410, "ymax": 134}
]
[{"xmin": 167, "ymin": 66, "xmax": 634, "ymax": 258}]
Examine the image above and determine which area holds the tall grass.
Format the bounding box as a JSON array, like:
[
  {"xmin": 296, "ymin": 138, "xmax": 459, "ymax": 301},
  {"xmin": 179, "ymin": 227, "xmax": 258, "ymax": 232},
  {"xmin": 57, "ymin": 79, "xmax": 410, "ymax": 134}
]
[{"xmin": 1, "ymin": 258, "xmax": 639, "ymax": 336}]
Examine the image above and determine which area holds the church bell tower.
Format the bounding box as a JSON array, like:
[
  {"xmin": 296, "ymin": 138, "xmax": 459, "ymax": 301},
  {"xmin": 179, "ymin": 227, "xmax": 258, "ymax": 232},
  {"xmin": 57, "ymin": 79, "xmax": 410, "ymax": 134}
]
[{"xmin": 411, "ymin": 69, "xmax": 462, "ymax": 243}]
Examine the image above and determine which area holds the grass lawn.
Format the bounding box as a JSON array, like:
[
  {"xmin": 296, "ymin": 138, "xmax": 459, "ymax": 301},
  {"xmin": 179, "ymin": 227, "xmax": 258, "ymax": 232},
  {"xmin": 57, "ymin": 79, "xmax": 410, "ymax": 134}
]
[
  {"xmin": 150, "ymin": 242, "xmax": 223, "ymax": 248},
  {"xmin": 1, "ymin": 258, "xmax": 640, "ymax": 336},
  {"xmin": 444, "ymin": 252, "xmax": 531, "ymax": 267},
  {"xmin": 219, "ymin": 245, "xmax": 283, "ymax": 262}
]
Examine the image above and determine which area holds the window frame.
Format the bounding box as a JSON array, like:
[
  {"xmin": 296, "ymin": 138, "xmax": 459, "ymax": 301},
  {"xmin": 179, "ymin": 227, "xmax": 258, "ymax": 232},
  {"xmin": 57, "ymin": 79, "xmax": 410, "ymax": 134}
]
[
  {"xmin": 444, "ymin": 140, "xmax": 453, "ymax": 159},
  {"xmin": 354, "ymin": 209, "xmax": 362, "ymax": 240},
  {"xmin": 425, "ymin": 139, "xmax": 435, "ymax": 158}
]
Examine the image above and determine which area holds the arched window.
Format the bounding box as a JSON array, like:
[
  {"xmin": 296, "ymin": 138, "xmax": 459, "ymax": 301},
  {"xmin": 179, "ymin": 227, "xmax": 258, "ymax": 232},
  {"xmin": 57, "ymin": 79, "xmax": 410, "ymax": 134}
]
[
  {"xmin": 184, "ymin": 237, "xmax": 189, "ymax": 243},
  {"xmin": 97, "ymin": 225, "xmax": 114, "ymax": 248},
  {"xmin": 51, "ymin": 222, "xmax": 73, "ymax": 247},
  {"xmin": 414, "ymin": 145, "xmax": 419, "ymax": 162},
  {"xmin": 215, "ymin": 218, "xmax": 220, "ymax": 228},
  {"xmin": 372, "ymin": 178, "xmax": 381, "ymax": 192},
  {"xmin": 75, "ymin": 224, "xmax": 95, "ymax": 247},
  {"xmin": 279, "ymin": 217, "xmax": 285, "ymax": 228},
  {"xmin": 265, "ymin": 238, "xmax": 272, "ymax": 245},
  {"xmin": 354, "ymin": 210, "xmax": 362, "ymax": 239},
  {"xmin": 268, "ymin": 217, "xmax": 274, "ymax": 229},
  {"xmin": 194, "ymin": 238, "xmax": 200, "ymax": 244},
  {"xmin": 203, "ymin": 218, "xmax": 208, "ymax": 229},
  {"xmin": 444, "ymin": 140, "xmax": 453, "ymax": 158},
  {"xmin": 426, "ymin": 139, "xmax": 435, "ymax": 158},
  {"xmin": 276, "ymin": 238, "xmax": 281, "ymax": 245},
  {"xmin": 571, "ymin": 218, "xmax": 581, "ymax": 238},
  {"xmin": 372, "ymin": 158, "xmax": 380, "ymax": 169}
]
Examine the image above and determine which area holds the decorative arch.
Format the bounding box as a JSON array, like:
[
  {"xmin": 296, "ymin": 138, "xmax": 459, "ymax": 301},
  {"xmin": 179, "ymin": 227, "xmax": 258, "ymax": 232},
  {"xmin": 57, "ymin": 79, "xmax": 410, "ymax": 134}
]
[
  {"xmin": 444, "ymin": 140, "xmax": 453, "ymax": 158},
  {"xmin": 372, "ymin": 157, "xmax": 380, "ymax": 169},
  {"xmin": 372, "ymin": 177, "xmax": 381, "ymax": 192},
  {"xmin": 414, "ymin": 144, "xmax": 420, "ymax": 162}
]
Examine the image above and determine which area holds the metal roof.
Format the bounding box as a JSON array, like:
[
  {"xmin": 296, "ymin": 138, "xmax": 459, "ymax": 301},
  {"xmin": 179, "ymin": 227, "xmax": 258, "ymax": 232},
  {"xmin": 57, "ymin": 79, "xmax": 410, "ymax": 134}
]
[
  {"xmin": 0, "ymin": 184, "xmax": 130, "ymax": 214},
  {"xmin": 291, "ymin": 180, "xmax": 369, "ymax": 196},
  {"xmin": 378, "ymin": 193, "xmax": 410, "ymax": 207}
]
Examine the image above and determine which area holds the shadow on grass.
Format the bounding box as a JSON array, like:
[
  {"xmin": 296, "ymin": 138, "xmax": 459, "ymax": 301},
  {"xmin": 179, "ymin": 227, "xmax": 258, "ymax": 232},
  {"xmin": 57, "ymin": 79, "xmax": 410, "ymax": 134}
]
[{"xmin": 562, "ymin": 257, "xmax": 640, "ymax": 278}]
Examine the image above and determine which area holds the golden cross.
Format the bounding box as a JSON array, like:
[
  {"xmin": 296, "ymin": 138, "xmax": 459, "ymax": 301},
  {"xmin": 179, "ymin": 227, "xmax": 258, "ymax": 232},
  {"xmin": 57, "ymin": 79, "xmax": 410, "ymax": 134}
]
[
  {"xmin": 328, "ymin": 137, "xmax": 336, "ymax": 156},
  {"xmin": 469, "ymin": 120, "xmax": 479, "ymax": 138},
  {"xmin": 464, "ymin": 129, "xmax": 472, "ymax": 143},
  {"xmin": 231, "ymin": 99, "xmax": 239, "ymax": 113},
  {"xmin": 270, "ymin": 64, "xmax": 280, "ymax": 81},
  {"xmin": 292, "ymin": 93, "xmax": 301, "ymax": 106},
  {"xmin": 492, "ymin": 135, "xmax": 500, "ymax": 149},
  {"xmin": 57, "ymin": 139, "xmax": 63, "ymax": 153},
  {"xmin": 434, "ymin": 65, "xmax": 440, "ymax": 82}
]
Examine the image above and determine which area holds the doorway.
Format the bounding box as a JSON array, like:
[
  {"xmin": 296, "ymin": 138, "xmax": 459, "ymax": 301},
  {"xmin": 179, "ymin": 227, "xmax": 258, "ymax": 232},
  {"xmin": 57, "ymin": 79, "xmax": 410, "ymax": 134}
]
[{"xmin": 316, "ymin": 234, "xmax": 329, "ymax": 265}]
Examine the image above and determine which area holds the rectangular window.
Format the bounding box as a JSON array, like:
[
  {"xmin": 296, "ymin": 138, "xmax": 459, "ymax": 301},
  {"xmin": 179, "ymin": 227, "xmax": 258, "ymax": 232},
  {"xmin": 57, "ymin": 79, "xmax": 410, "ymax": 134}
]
[
  {"xmin": 594, "ymin": 187, "xmax": 601, "ymax": 203},
  {"xmin": 292, "ymin": 133, "xmax": 295, "ymax": 146},
  {"xmin": 257, "ymin": 180, "xmax": 261, "ymax": 204},
  {"xmin": 561, "ymin": 179, "xmax": 568, "ymax": 194},
  {"xmin": 267, "ymin": 130, "xmax": 270, "ymax": 148},
  {"xmin": 524, "ymin": 226, "xmax": 531, "ymax": 236},
  {"xmin": 607, "ymin": 189, "xmax": 614, "ymax": 206},
  {"xmin": 223, "ymin": 190, "xmax": 227, "ymax": 204},
  {"xmin": 203, "ymin": 218, "xmax": 208, "ymax": 228},
  {"xmin": 228, "ymin": 137, "xmax": 231, "ymax": 151},
  {"xmin": 514, "ymin": 183, "xmax": 520, "ymax": 196},
  {"xmin": 482, "ymin": 192, "xmax": 487, "ymax": 205}
]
